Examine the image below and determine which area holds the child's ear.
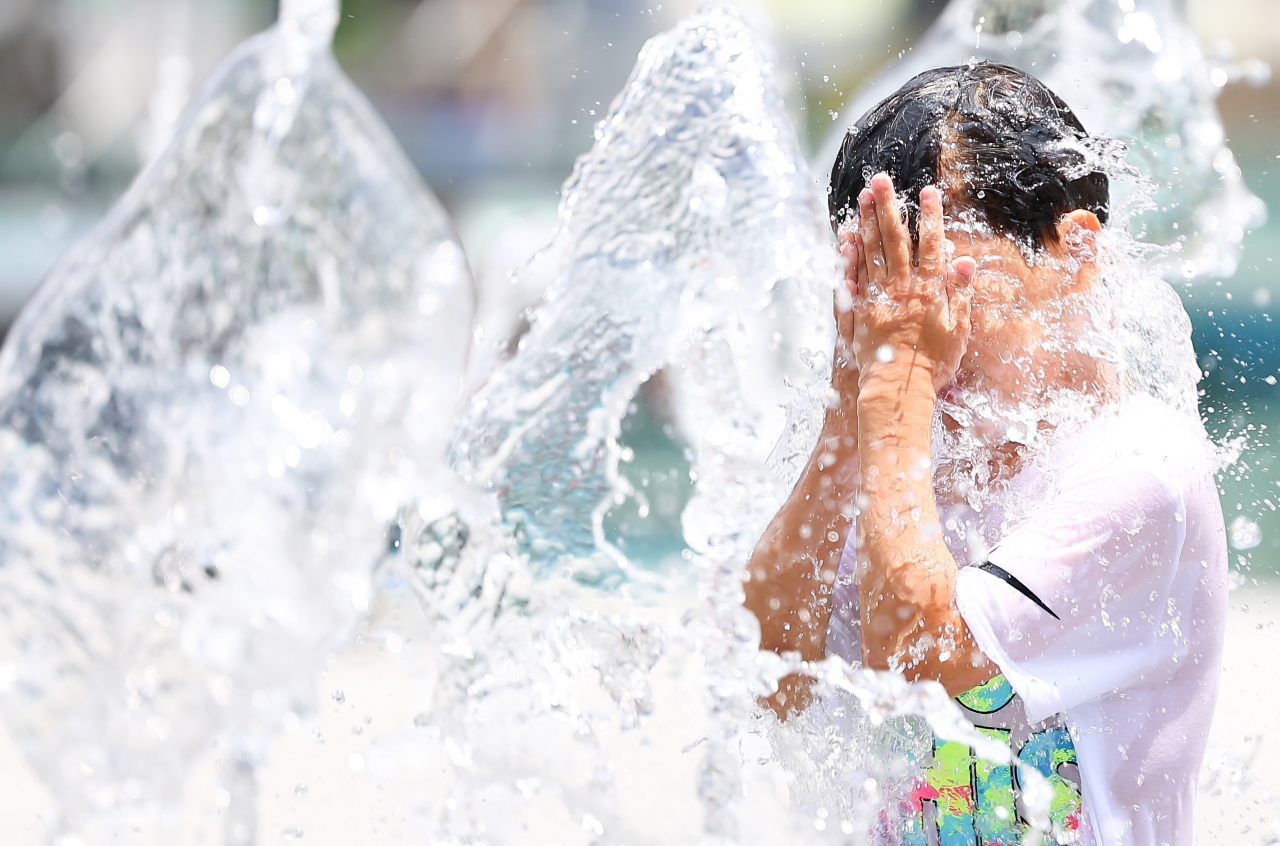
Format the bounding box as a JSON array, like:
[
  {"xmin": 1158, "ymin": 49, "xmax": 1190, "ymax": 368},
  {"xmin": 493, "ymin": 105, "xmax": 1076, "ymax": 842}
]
[
  {"xmin": 1056, "ymin": 209, "xmax": 1103, "ymax": 293},
  {"xmin": 1058, "ymin": 209, "xmax": 1102, "ymax": 237}
]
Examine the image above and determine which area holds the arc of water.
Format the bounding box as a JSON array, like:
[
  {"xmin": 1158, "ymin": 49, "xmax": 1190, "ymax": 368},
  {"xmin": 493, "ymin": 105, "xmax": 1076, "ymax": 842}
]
[
  {"xmin": 452, "ymin": 3, "xmax": 835, "ymax": 585},
  {"xmin": 444, "ymin": 3, "xmax": 842, "ymax": 839}
]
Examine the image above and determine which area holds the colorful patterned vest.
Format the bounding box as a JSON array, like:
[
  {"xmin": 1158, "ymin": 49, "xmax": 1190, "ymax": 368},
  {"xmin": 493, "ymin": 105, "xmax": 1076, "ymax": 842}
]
[{"xmin": 901, "ymin": 674, "xmax": 1084, "ymax": 846}]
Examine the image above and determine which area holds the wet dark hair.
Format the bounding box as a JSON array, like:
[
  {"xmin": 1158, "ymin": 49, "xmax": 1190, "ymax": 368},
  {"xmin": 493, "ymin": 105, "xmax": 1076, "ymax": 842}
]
[{"xmin": 828, "ymin": 61, "xmax": 1110, "ymax": 249}]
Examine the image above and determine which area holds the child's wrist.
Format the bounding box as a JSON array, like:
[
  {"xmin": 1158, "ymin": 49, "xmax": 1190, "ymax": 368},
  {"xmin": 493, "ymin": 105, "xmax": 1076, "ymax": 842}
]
[{"xmin": 857, "ymin": 358, "xmax": 939, "ymax": 406}]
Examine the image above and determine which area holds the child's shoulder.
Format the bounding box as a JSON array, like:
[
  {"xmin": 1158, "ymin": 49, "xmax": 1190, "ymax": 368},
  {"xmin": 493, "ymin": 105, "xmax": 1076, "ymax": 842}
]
[{"xmin": 1052, "ymin": 394, "xmax": 1216, "ymax": 487}]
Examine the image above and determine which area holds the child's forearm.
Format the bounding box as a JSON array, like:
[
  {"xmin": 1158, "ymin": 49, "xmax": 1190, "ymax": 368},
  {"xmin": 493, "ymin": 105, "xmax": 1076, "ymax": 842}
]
[
  {"xmin": 743, "ymin": 407, "xmax": 858, "ymax": 718},
  {"xmin": 743, "ymin": 410, "xmax": 858, "ymax": 663},
  {"xmin": 856, "ymin": 363, "xmax": 995, "ymax": 695}
]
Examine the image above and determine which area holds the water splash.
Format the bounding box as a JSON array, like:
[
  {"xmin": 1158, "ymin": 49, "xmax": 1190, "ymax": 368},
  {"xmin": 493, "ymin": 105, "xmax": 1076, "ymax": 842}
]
[
  {"xmin": 819, "ymin": 11, "xmax": 1216, "ymax": 512},
  {"xmin": 0, "ymin": 0, "xmax": 471, "ymax": 840},
  {"xmin": 451, "ymin": 1, "xmax": 833, "ymax": 578},
  {"xmin": 392, "ymin": 4, "xmax": 872, "ymax": 841},
  {"xmin": 1228, "ymin": 515, "xmax": 1262, "ymax": 550},
  {"xmin": 819, "ymin": 0, "xmax": 1266, "ymax": 283},
  {"xmin": 0, "ymin": 0, "xmax": 1244, "ymax": 842},
  {"xmin": 383, "ymin": 6, "xmax": 1061, "ymax": 844}
]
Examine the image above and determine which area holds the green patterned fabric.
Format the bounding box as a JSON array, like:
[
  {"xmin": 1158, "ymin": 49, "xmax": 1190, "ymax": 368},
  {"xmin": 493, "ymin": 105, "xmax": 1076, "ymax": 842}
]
[{"xmin": 899, "ymin": 674, "xmax": 1084, "ymax": 846}]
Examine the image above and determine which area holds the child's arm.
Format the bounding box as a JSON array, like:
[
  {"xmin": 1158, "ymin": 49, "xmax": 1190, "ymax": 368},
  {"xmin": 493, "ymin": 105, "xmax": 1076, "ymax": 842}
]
[
  {"xmin": 852, "ymin": 174, "xmax": 997, "ymax": 696},
  {"xmin": 742, "ymin": 236, "xmax": 861, "ymax": 718}
]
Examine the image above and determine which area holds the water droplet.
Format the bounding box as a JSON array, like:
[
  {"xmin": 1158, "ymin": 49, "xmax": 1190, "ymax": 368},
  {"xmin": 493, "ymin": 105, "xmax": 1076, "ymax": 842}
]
[
  {"xmin": 209, "ymin": 365, "xmax": 231, "ymax": 388},
  {"xmin": 581, "ymin": 813, "xmax": 604, "ymax": 836},
  {"xmin": 294, "ymin": 783, "xmax": 307, "ymax": 798},
  {"xmin": 332, "ymin": 689, "xmax": 345, "ymax": 703},
  {"xmin": 1228, "ymin": 516, "xmax": 1261, "ymax": 550},
  {"xmin": 875, "ymin": 344, "xmax": 895, "ymax": 363}
]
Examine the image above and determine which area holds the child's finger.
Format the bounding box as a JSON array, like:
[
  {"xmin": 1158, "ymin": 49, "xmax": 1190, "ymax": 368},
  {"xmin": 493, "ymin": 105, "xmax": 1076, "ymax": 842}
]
[
  {"xmin": 857, "ymin": 190, "xmax": 887, "ymax": 295},
  {"xmin": 847, "ymin": 237, "xmax": 860, "ymax": 296},
  {"xmin": 838, "ymin": 229, "xmax": 855, "ymax": 256},
  {"xmin": 870, "ymin": 173, "xmax": 912, "ymax": 289},
  {"xmin": 836, "ymin": 238, "xmax": 859, "ymax": 345},
  {"xmin": 834, "ymin": 282, "xmax": 855, "ymax": 344},
  {"xmin": 917, "ymin": 185, "xmax": 945, "ymax": 283},
  {"xmin": 838, "ymin": 229, "xmax": 858, "ymax": 284},
  {"xmin": 857, "ymin": 232, "xmax": 871, "ymax": 298},
  {"xmin": 948, "ymin": 283, "xmax": 972, "ymax": 341},
  {"xmin": 952, "ymin": 256, "xmax": 977, "ymax": 282},
  {"xmin": 833, "ymin": 270, "xmax": 853, "ymax": 320},
  {"xmin": 945, "ymin": 257, "xmax": 975, "ymax": 336}
]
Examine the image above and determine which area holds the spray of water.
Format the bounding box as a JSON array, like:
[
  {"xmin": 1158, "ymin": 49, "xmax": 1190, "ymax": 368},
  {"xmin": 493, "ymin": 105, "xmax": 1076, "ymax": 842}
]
[
  {"xmin": 814, "ymin": 3, "xmax": 1267, "ymax": 835},
  {"xmin": 0, "ymin": 0, "xmax": 471, "ymax": 841},
  {"xmin": 375, "ymin": 6, "xmax": 1081, "ymax": 844},
  {"xmin": 398, "ymin": 3, "xmax": 847, "ymax": 838},
  {"xmin": 0, "ymin": 0, "xmax": 1261, "ymax": 842},
  {"xmin": 450, "ymin": 1, "xmax": 832, "ymax": 578}
]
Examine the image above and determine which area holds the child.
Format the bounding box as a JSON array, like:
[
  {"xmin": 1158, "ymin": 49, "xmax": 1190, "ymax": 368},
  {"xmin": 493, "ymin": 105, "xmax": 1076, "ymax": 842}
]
[{"xmin": 744, "ymin": 62, "xmax": 1227, "ymax": 846}]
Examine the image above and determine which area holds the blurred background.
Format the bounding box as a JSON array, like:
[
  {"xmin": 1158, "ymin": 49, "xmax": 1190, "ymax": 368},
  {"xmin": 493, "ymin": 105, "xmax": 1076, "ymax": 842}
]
[{"xmin": 0, "ymin": 0, "xmax": 1276, "ymax": 840}]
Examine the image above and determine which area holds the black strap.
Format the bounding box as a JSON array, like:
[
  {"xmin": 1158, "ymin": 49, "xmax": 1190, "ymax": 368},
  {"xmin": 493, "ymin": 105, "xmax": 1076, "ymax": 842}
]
[{"xmin": 972, "ymin": 561, "xmax": 1060, "ymax": 620}]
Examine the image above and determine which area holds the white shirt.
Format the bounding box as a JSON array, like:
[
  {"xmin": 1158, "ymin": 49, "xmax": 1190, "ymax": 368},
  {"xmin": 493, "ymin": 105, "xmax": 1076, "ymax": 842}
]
[{"xmin": 827, "ymin": 395, "xmax": 1228, "ymax": 846}]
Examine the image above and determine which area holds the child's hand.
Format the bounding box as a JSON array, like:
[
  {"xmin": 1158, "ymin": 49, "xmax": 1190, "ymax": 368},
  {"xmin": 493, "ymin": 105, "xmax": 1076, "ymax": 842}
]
[{"xmin": 850, "ymin": 173, "xmax": 975, "ymax": 395}]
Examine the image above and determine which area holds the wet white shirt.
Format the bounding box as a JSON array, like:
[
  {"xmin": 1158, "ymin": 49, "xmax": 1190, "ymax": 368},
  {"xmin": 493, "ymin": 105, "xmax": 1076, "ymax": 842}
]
[{"xmin": 827, "ymin": 395, "xmax": 1228, "ymax": 846}]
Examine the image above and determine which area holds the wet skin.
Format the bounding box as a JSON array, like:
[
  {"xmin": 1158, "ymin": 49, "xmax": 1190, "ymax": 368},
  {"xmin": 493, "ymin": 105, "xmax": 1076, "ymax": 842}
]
[{"xmin": 743, "ymin": 172, "xmax": 1108, "ymax": 718}]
